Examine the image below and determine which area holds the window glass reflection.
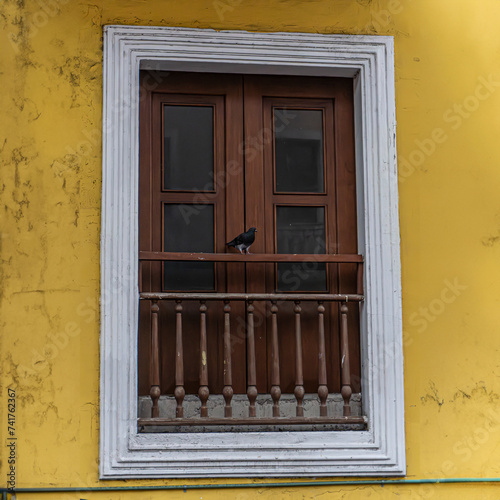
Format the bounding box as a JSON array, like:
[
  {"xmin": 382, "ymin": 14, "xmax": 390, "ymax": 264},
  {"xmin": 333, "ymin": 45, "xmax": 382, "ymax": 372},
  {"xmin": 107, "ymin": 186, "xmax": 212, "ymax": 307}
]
[
  {"xmin": 276, "ymin": 206, "xmax": 327, "ymax": 291},
  {"xmin": 274, "ymin": 108, "xmax": 324, "ymax": 193},
  {"xmin": 163, "ymin": 105, "xmax": 214, "ymax": 191},
  {"xmin": 163, "ymin": 204, "xmax": 215, "ymax": 290}
]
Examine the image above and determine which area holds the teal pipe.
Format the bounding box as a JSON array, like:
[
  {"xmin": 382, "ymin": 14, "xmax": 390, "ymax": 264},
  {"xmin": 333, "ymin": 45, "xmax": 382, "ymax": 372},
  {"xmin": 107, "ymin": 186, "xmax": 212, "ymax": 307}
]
[{"xmin": 2, "ymin": 477, "xmax": 500, "ymax": 495}]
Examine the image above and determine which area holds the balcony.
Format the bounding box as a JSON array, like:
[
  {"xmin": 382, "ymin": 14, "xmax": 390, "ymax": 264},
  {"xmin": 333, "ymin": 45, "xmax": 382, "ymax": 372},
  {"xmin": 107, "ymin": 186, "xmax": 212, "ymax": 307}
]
[{"xmin": 138, "ymin": 251, "xmax": 365, "ymax": 432}]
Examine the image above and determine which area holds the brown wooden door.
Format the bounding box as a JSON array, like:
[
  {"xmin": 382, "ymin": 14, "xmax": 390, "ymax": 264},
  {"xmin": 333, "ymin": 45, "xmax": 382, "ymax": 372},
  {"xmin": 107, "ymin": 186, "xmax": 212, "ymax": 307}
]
[
  {"xmin": 138, "ymin": 72, "xmax": 360, "ymax": 399},
  {"xmin": 243, "ymin": 75, "xmax": 359, "ymax": 395}
]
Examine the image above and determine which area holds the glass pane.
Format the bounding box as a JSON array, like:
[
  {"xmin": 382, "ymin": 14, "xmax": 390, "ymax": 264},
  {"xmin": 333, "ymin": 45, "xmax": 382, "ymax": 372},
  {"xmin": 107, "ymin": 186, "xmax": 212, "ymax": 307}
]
[
  {"xmin": 274, "ymin": 109, "xmax": 324, "ymax": 193},
  {"xmin": 163, "ymin": 105, "xmax": 214, "ymax": 191},
  {"xmin": 276, "ymin": 206, "xmax": 327, "ymax": 291},
  {"xmin": 163, "ymin": 204, "xmax": 214, "ymax": 290}
]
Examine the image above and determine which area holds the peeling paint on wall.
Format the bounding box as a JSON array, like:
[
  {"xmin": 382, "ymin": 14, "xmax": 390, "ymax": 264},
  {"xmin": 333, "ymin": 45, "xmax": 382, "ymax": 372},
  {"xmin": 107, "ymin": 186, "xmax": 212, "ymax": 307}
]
[{"xmin": 2, "ymin": 0, "xmax": 500, "ymax": 497}]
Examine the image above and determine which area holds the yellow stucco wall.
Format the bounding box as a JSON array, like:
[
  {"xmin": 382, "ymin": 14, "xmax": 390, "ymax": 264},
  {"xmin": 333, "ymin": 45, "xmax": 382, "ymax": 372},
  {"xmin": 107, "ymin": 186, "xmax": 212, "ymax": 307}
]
[{"xmin": 1, "ymin": 0, "xmax": 500, "ymax": 498}]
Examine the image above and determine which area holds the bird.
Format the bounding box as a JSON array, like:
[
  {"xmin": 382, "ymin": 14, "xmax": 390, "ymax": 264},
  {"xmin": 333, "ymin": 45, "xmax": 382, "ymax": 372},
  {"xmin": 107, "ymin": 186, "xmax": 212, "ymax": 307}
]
[{"xmin": 226, "ymin": 227, "xmax": 257, "ymax": 254}]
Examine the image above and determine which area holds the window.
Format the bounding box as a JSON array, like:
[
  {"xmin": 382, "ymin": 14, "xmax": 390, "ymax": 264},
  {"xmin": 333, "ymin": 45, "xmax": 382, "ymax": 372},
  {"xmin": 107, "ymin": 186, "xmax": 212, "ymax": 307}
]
[
  {"xmin": 137, "ymin": 72, "xmax": 364, "ymax": 428},
  {"xmin": 100, "ymin": 26, "xmax": 405, "ymax": 478}
]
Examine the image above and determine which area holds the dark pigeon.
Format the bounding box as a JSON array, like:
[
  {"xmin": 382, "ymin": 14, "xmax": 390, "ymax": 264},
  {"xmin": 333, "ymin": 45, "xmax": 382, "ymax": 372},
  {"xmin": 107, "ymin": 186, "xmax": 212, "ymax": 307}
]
[{"xmin": 226, "ymin": 227, "xmax": 257, "ymax": 254}]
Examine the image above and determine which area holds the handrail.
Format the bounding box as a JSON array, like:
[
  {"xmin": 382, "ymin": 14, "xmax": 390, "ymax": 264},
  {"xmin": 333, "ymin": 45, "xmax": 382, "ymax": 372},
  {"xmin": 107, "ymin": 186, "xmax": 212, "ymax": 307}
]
[
  {"xmin": 140, "ymin": 292, "xmax": 364, "ymax": 301},
  {"xmin": 139, "ymin": 251, "xmax": 363, "ymax": 263},
  {"xmin": 138, "ymin": 251, "xmax": 365, "ymax": 295}
]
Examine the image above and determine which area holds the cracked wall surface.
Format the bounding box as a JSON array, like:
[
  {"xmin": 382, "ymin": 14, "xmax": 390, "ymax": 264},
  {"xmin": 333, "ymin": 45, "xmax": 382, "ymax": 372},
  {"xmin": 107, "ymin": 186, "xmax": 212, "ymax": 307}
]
[{"xmin": 1, "ymin": 0, "xmax": 500, "ymax": 498}]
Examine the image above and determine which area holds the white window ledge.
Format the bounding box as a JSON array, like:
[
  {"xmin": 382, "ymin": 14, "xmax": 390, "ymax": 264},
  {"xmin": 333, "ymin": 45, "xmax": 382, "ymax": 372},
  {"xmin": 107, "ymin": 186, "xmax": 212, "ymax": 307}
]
[{"xmin": 100, "ymin": 25, "xmax": 405, "ymax": 478}]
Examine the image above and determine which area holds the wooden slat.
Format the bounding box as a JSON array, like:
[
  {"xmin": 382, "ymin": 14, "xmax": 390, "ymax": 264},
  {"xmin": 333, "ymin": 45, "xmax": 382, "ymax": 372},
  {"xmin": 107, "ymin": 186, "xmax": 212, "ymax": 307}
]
[
  {"xmin": 150, "ymin": 300, "xmax": 160, "ymax": 418},
  {"xmin": 270, "ymin": 301, "xmax": 281, "ymax": 417},
  {"xmin": 317, "ymin": 301, "xmax": 328, "ymax": 417},
  {"xmin": 139, "ymin": 416, "xmax": 366, "ymax": 426},
  {"xmin": 199, "ymin": 301, "xmax": 209, "ymax": 417},
  {"xmin": 139, "ymin": 251, "xmax": 363, "ymax": 263},
  {"xmin": 294, "ymin": 301, "xmax": 305, "ymax": 417},
  {"xmin": 340, "ymin": 302, "xmax": 352, "ymax": 417},
  {"xmin": 174, "ymin": 300, "xmax": 184, "ymax": 418},
  {"xmin": 246, "ymin": 301, "xmax": 258, "ymax": 417},
  {"xmin": 223, "ymin": 301, "xmax": 233, "ymax": 418},
  {"xmin": 140, "ymin": 292, "xmax": 364, "ymax": 302}
]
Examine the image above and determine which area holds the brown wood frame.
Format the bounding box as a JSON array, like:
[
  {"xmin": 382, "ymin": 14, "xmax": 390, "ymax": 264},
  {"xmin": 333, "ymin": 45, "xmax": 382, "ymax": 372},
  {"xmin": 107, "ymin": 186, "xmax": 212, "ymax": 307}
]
[
  {"xmin": 138, "ymin": 71, "xmax": 360, "ymax": 400},
  {"xmin": 242, "ymin": 75, "xmax": 359, "ymax": 393},
  {"xmin": 139, "ymin": 251, "xmax": 363, "ymax": 264},
  {"xmin": 269, "ymin": 99, "xmax": 331, "ymax": 196},
  {"xmin": 139, "ymin": 72, "xmax": 246, "ymax": 395},
  {"xmin": 160, "ymin": 99, "xmax": 217, "ymax": 194},
  {"xmin": 154, "ymin": 94, "xmax": 223, "ymax": 292}
]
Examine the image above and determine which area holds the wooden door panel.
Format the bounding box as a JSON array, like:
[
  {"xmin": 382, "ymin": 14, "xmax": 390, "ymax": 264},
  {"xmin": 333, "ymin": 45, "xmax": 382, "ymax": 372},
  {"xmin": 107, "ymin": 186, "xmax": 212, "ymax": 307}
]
[
  {"xmin": 139, "ymin": 73, "xmax": 246, "ymax": 396},
  {"xmin": 244, "ymin": 75, "xmax": 360, "ymax": 394},
  {"xmin": 138, "ymin": 72, "xmax": 360, "ymax": 400}
]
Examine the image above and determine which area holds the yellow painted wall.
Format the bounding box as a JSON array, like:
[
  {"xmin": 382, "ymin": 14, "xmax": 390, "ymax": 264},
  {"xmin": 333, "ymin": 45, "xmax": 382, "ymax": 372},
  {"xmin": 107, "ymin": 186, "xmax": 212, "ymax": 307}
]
[{"xmin": 1, "ymin": 0, "xmax": 500, "ymax": 498}]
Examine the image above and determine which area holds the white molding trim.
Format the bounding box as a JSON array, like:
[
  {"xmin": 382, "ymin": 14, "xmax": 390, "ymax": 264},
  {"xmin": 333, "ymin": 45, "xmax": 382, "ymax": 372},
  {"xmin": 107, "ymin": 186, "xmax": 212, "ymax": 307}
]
[{"xmin": 100, "ymin": 25, "xmax": 405, "ymax": 478}]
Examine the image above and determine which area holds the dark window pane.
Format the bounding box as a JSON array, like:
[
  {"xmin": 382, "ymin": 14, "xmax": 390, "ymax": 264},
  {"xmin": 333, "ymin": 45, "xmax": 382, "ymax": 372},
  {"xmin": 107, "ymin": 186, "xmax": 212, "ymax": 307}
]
[
  {"xmin": 163, "ymin": 204, "xmax": 214, "ymax": 290},
  {"xmin": 163, "ymin": 105, "xmax": 214, "ymax": 191},
  {"xmin": 274, "ymin": 109, "xmax": 324, "ymax": 193},
  {"xmin": 276, "ymin": 206, "xmax": 327, "ymax": 291}
]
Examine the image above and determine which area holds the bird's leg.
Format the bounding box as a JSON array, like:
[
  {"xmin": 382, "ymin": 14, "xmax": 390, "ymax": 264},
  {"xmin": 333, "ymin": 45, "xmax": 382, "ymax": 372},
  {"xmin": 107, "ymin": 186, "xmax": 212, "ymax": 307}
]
[{"xmin": 239, "ymin": 248, "xmax": 244, "ymax": 254}]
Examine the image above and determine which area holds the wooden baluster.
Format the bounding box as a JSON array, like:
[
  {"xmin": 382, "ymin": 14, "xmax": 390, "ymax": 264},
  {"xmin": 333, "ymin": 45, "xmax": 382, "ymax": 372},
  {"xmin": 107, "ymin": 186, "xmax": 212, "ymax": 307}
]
[
  {"xmin": 150, "ymin": 300, "xmax": 160, "ymax": 418},
  {"xmin": 223, "ymin": 301, "xmax": 233, "ymax": 418},
  {"xmin": 174, "ymin": 300, "xmax": 185, "ymax": 418},
  {"xmin": 270, "ymin": 301, "xmax": 281, "ymax": 417},
  {"xmin": 317, "ymin": 301, "xmax": 328, "ymax": 417},
  {"xmin": 294, "ymin": 301, "xmax": 305, "ymax": 417},
  {"xmin": 199, "ymin": 300, "xmax": 209, "ymax": 417},
  {"xmin": 246, "ymin": 301, "xmax": 258, "ymax": 417},
  {"xmin": 340, "ymin": 302, "xmax": 352, "ymax": 416}
]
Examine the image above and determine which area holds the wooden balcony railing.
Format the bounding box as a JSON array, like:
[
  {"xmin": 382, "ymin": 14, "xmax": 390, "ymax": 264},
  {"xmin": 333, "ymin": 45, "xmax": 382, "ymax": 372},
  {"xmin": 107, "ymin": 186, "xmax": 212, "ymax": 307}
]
[{"xmin": 138, "ymin": 251, "xmax": 365, "ymax": 430}]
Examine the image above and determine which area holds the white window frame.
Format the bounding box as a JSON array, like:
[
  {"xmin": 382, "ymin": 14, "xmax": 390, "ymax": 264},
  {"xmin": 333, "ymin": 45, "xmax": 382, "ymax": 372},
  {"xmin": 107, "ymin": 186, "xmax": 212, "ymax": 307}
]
[{"xmin": 100, "ymin": 25, "xmax": 405, "ymax": 478}]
